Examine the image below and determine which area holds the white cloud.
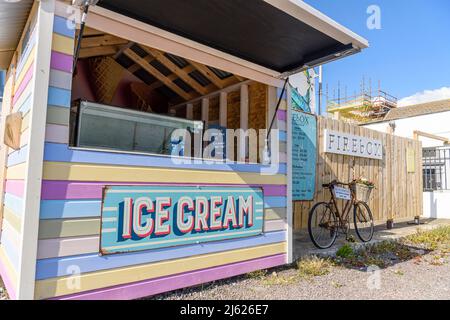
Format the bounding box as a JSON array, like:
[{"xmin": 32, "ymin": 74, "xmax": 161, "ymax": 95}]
[{"xmin": 398, "ymin": 87, "xmax": 450, "ymax": 107}]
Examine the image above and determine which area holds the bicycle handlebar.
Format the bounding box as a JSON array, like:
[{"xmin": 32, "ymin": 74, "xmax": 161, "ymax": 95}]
[{"xmin": 322, "ymin": 180, "xmax": 350, "ymax": 188}]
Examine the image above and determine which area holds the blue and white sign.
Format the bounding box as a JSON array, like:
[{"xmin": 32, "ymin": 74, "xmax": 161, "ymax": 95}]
[
  {"xmin": 292, "ymin": 111, "xmax": 317, "ymax": 201},
  {"xmin": 333, "ymin": 186, "xmax": 351, "ymax": 200},
  {"xmin": 100, "ymin": 186, "xmax": 264, "ymax": 254}
]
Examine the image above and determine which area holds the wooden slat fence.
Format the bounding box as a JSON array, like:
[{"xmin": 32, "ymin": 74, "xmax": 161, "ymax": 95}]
[{"xmin": 294, "ymin": 116, "xmax": 423, "ymax": 230}]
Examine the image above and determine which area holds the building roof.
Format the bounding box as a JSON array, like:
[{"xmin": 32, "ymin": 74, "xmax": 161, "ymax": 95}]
[
  {"xmin": 384, "ymin": 99, "xmax": 450, "ymax": 121},
  {"xmin": 365, "ymin": 99, "xmax": 450, "ymax": 124},
  {"xmin": 0, "ymin": 0, "xmax": 33, "ymax": 69},
  {"xmin": 97, "ymin": 0, "xmax": 369, "ymax": 76}
]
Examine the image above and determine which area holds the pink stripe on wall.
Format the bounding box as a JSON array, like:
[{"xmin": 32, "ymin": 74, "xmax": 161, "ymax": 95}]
[
  {"xmin": 0, "ymin": 255, "xmax": 17, "ymax": 300},
  {"xmin": 40, "ymin": 181, "xmax": 287, "ymax": 200},
  {"xmin": 50, "ymin": 51, "xmax": 73, "ymax": 73},
  {"xmin": 12, "ymin": 63, "xmax": 34, "ymax": 106},
  {"xmin": 53, "ymin": 254, "xmax": 286, "ymax": 300},
  {"xmin": 277, "ymin": 110, "xmax": 287, "ymax": 121},
  {"xmin": 4, "ymin": 180, "xmax": 25, "ymax": 198},
  {"xmin": 45, "ymin": 124, "xmax": 69, "ymax": 144}
]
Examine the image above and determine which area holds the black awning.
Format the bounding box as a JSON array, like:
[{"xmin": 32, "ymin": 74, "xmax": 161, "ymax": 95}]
[{"xmin": 97, "ymin": 0, "xmax": 366, "ymax": 75}]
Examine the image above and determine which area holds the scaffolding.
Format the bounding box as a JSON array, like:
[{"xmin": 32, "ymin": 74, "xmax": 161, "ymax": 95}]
[{"xmin": 326, "ymin": 81, "xmax": 397, "ymax": 124}]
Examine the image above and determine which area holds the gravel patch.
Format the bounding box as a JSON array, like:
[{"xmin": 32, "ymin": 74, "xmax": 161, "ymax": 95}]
[
  {"xmin": 0, "ymin": 278, "xmax": 7, "ymax": 300},
  {"xmin": 152, "ymin": 226, "xmax": 450, "ymax": 301},
  {"xmin": 152, "ymin": 250, "xmax": 450, "ymax": 300}
]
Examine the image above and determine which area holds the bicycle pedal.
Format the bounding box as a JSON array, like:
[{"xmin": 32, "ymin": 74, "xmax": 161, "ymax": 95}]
[{"xmin": 346, "ymin": 235, "xmax": 356, "ymax": 243}]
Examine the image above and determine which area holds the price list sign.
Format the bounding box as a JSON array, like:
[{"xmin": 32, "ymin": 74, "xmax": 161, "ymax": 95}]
[{"xmin": 292, "ymin": 111, "xmax": 317, "ymax": 201}]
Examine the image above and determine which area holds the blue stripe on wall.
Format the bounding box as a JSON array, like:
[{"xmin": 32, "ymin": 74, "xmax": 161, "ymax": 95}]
[
  {"xmin": 17, "ymin": 93, "xmax": 32, "ymax": 114},
  {"xmin": 48, "ymin": 86, "xmax": 71, "ymax": 108},
  {"xmin": 35, "ymin": 230, "xmax": 286, "ymax": 280},
  {"xmin": 40, "ymin": 199, "xmax": 102, "ymax": 220},
  {"xmin": 0, "ymin": 233, "xmax": 19, "ymax": 270},
  {"xmin": 53, "ymin": 15, "xmax": 76, "ymax": 38},
  {"xmin": 264, "ymin": 196, "xmax": 287, "ymax": 208},
  {"xmin": 43, "ymin": 143, "xmax": 287, "ymax": 174},
  {"xmin": 4, "ymin": 193, "xmax": 24, "ymax": 216},
  {"xmin": 276, "ymin": 87, "xmax": 287, "ymax": 99},
  {"xmin": 7, "ymin": 145, "xmax": 29, "ymax": 167},
  {"xmin": 279, "ymin": 130, "xmax": 287, "ymax": 142},
  {"xmin": 15, "ymin": 30, "xmax": 37, "ymax": 80}
]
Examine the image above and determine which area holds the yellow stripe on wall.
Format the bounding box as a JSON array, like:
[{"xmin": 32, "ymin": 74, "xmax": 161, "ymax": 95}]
[
  {"xmin": 278, "ymin": 100, "xmax": 287, "ymax": 111},
  {"xmin": 0, "ymin": 246, "xmax": 18, "ymax": 289},
  {"xmin": 8, "ymin": 128, "xmax": 29, "ymax": 155},
  {"xmin": 34, "ymin": 242, "xmax": 286, "ymax": 299},
  {"xmin": 39, "ymin": 218, "xmax": 100, "ymax": 239},
  {"xmin": 42, "ymin": 162, "xmax": 287, "ymax": 185},
  {"xmin": 6, "ymin": 163, "xmax": 27, "ymax": 180},
  {"xmin": 21, "ymin": 112, "xmax": 30, "ymax": 133},
  {"xmin": 3, "ymin": 207, "xmax": 22, "ymax": 234},
  {"xmin": 52, "ymin": 33, "xmax": 74, "ymax": 56}
]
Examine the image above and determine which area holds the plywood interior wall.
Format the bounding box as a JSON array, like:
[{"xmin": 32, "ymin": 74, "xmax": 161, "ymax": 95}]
[{"xmin": 248, "ymin": 82, "xmax": 267, "ymax": 131}]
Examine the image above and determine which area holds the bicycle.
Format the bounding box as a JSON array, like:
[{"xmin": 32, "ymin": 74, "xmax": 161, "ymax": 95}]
[{"xmin": 308, "ymin": 180, "xmax": 374, "ymax": 249}]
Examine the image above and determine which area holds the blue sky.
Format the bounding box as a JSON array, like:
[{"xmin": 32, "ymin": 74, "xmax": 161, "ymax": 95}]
[{"xmin": 304, "ymin": 0, "xmax": 450, "ymax": 105}]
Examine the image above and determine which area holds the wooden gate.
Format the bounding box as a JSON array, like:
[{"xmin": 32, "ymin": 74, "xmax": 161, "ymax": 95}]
[{"xmin": 293, "ymin": 116, "xmax": 423, "ymax": 230}]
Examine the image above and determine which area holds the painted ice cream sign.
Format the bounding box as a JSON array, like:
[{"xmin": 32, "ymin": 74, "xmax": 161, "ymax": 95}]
[
  {"xmin": 100, "ymin": 186, "xmax": 264, "ymax": 254},
  {"xmin": 323, "ymin": 129, "xmax": 383, "ymax": 160}
]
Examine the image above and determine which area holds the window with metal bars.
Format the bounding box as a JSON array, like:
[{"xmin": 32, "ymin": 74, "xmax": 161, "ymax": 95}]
[{"xmin": 423, "ymin": 147, "xmax": 450, "ymax": 191}]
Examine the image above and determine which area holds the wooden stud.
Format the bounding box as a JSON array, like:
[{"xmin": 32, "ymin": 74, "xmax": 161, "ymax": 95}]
[
  {"xmin": 142, "ymin": 46, "xmax": 208, "ymax": 96},
  {"xmin": 79, "ymin": 45, "xmax": 119, "ymax": 58},
  {"xmin": 201, "ymin": 98, "xmax": 209, "ymax": 126},
  {"xmin": 187, "ymin": 59, "xmax": 225, "ymax": 89},
  {"xmin": 239, "ymin": 84, "xmax": 249, "ymax": 161},
  {"xmin": 219, "ymin": 92, "xmax": 227, "ymax": 127},
  {"xmin": 82, "ymin": 26, "xmax": 104, "ymax": 37},
  {"xmin": 186, "ymin": 103, "xmax": 194, "ymax": 120},
  {"xmin": 81, "ymin": 34, "xmax": 128, "ymax": 49},
  {"xmin": 128, "ymin": 54, "xmax": 153, "ymax": 73},
  {"xmin": 240, "ymin": 84, "xmax": 249, "ymax": 130},
  {"xmin": 123, "ymin": 48, "xmax": 193, "ymax": 101},
  {"xmin": 113, "ymin": 41, "xmax": 134, "ymax": 60}
]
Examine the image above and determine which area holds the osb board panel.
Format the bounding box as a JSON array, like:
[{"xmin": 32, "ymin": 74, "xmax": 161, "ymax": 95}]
[
  {"xmin": 293, "ymin": 117, "xmax": 423, "ymax": 230},
  {"xmin": 227, "ymin": 90, "xmax": 241, "ymax": 130},
  {"xmin": 208, "ymin": 96, "xmax": 219, "ymax": 122},
  {"xmin": 248, "ymin": 82, "xmax": 267, "ymax": 131}
]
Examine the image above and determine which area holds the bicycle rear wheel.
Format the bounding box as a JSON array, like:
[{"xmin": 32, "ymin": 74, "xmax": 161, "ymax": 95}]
[
  {"xmin": 308, "ymin": 202, "xmax": 338, "ymax": 249},
  {"xmin": 353, "ymin": 201, "xmax": 374, "ymax": 242}
]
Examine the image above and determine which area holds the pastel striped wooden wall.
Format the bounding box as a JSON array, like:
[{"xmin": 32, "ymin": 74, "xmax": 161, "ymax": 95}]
[
  {"xmin": 0, "ymin": 4, "xmax": 39, "ymax": 300},
  {"xmin": 32, "ymin": 0, "xmax": 289, "ymax": 300}
]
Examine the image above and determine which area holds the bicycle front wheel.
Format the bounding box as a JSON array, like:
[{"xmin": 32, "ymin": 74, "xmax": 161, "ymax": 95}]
[
  {"xmin": 353, "ymin": 201, "xmax": 374, "ymax": 242},
  {"xmin": 308, "ymin": 202, "xmax": 338, "ymax": 249}
]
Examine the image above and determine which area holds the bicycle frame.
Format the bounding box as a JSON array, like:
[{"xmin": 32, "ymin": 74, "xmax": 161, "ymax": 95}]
[{"xmin": 326, "ymin": 183, "xmax": 356, "ymax": 234}]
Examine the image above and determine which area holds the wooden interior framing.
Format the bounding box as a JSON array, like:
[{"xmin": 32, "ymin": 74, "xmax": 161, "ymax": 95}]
[{"xmin": 77, "ymin": 27, "xmax": 247, "ymax": 104}]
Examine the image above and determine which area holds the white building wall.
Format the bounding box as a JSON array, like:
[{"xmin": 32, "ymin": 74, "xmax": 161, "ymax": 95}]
[
  {"xmin": 364, "ymin": 111, "xmax": 450, "ymax": 219},
  {"xmin": 423, "ymin": 191, "xmax": 450, "ymax": 219},
  {"xmin": 364, "ymin": 111, "xmax": 450, "ymax": 147}
]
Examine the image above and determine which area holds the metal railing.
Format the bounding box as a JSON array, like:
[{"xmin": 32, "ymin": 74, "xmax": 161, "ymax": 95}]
[{"xmin": 423, "ymin": 147, "xmax": 450, "ymax": 191}]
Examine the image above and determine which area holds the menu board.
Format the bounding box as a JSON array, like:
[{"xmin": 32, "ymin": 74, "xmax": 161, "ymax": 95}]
[{"xmin": 292, "ymin": 110, "xmax": 317, "ymax": 201}]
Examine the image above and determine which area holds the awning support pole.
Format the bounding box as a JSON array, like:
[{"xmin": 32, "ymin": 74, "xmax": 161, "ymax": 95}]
[
  {"xmin": 267, "ymin": 77, "xmax": 289, "ymax": 140},
  {"xmin": 72, "ymin": 2, "xmax": 91, "ymax": 73}
]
